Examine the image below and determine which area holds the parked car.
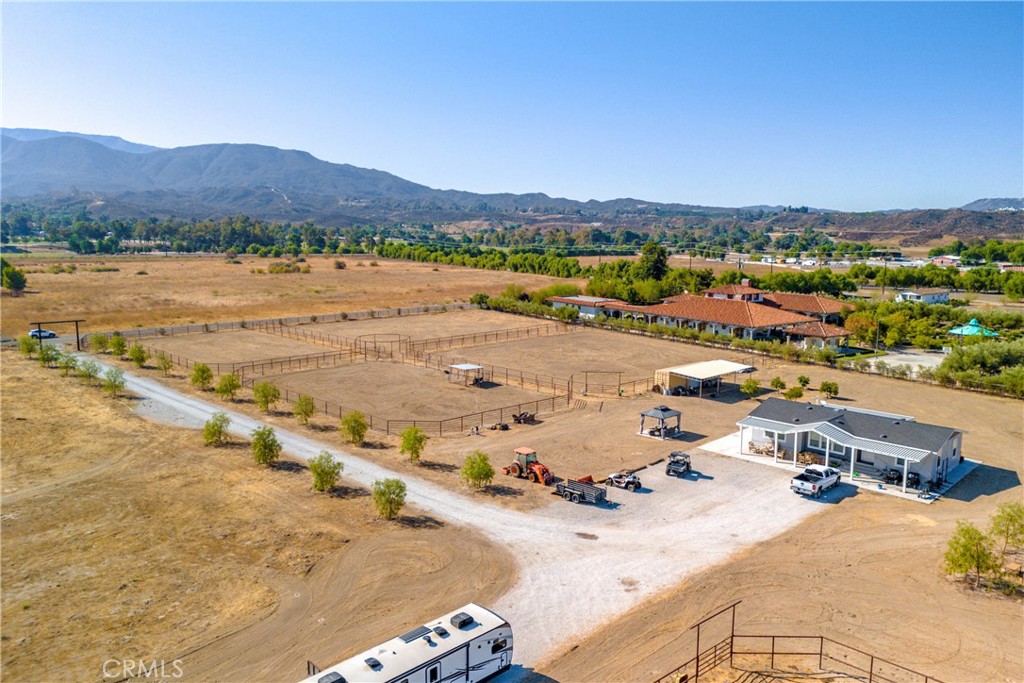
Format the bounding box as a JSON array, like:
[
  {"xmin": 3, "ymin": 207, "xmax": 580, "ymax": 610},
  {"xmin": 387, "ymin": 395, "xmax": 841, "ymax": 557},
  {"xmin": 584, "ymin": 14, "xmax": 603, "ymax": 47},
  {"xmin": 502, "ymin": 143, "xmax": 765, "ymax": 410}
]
[
  {"xmin": 29, "ymin": 328, "xmax": 57, "ymax": 339},
  {"xmin": 791, "ymin": 465, "xmax": 841, "ymax": 498},
  {"xmin": 605, "ymin": 471, "xmax": 642, "ymax": 492},
  {"xmin": 665, "ymin": 451, "xmax": 692, "ymax": 477}
]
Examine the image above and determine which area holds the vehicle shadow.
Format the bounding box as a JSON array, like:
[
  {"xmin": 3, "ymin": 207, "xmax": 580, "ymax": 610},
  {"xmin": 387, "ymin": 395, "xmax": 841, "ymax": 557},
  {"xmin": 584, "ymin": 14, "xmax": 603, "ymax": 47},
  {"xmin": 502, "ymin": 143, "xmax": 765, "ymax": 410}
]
[
  {"xmin": 513, "ymin": 665, "xmax": 558, "ymax": 682},
  {"xmin": 804, "ymin": 483, "xmax": 859, "ymax": 504},
  {"xmin": 683, "ymin": 469, "xmax": 715, "ymax": 482}
]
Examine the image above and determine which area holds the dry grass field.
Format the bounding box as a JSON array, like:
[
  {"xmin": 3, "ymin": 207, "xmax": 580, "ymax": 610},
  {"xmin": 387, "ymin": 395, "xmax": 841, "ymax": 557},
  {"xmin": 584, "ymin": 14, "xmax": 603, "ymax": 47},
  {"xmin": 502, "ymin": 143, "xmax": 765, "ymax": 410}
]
[
  {"xmin": 2, "ymin": 264, "xmax": 1022, "ymax": 682},
  {"xmin": 0, "ymin": 253, "xmax": 580, "ymax": 337},
  {"xmin": 0, "ymin": 353, "xmax": 515, "ymax": 683}
]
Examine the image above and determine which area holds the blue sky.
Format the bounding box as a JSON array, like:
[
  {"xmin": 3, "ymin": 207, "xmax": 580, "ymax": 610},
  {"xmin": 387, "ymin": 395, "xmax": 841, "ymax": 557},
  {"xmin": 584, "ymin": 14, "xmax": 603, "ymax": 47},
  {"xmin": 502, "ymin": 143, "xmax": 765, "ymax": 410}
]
[{"xmin": 2, "ymin": 2, "xmax": 1021, "ymax": 211}]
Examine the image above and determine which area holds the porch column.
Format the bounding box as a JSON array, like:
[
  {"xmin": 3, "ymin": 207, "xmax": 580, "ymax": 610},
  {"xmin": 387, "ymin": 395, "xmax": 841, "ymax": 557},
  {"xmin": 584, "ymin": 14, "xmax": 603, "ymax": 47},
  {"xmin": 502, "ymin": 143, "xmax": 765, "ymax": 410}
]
[
  {"xmin": 850, "ymin": 451, "xmax": 856, "ymax": 479},
  {"xmin": 824, "ymin": 437, "xmax": 831, "ymax": 468},
  {"xmin": 902, "ymin": 459, "xmax": 909, "ymax": 494},
  {"xmin": 793, "ymin": 435, "xmax": 798, "ymax": 466},
  {"xmin": 739, "ymin": 426, "xmax": 745, "ymax": 455},
  {"xmin": 773, "ymin": 432, "xmax": 779, "ymax": 463}
]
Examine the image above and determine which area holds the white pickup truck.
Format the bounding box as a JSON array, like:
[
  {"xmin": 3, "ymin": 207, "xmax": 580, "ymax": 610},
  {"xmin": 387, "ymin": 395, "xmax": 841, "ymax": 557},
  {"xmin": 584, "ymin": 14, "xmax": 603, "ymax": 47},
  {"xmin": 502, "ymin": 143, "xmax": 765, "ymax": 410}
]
[{"xmin": 790, "ymin": 465, "xmax": 841, "ymax": 498}]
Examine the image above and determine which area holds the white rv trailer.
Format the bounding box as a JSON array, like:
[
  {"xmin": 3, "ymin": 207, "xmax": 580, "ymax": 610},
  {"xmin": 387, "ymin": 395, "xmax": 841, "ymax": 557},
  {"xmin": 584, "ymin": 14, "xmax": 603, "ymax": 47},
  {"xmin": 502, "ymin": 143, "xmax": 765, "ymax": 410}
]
[{"xmin": 300, "ymin": 604, "xmax": 512, "ymax": 683}]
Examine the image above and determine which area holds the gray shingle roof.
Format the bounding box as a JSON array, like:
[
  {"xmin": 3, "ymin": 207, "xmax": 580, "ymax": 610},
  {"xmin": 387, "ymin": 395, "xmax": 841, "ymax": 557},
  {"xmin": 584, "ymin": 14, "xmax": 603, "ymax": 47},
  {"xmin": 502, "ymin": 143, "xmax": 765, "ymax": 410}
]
[{"xmin": 746, "ymin": 398, "xmax": 958, "ymax": 453}]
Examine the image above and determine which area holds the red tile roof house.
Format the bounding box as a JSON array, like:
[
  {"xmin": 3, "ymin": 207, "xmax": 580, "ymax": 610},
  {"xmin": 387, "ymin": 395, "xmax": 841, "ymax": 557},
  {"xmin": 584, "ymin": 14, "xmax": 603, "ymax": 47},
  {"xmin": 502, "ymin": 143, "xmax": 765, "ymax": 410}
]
[{"xmin": 761, "ymin": 291, "xmax": 853, "ymax": 324}]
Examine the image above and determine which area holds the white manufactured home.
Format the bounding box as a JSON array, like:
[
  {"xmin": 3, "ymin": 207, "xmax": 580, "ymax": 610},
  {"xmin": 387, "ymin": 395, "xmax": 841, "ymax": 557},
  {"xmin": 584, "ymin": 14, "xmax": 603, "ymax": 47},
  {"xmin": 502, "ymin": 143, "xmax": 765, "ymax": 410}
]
[{"xmin": 301, "ymin": 604, "xmax": 512, "ymax": 683}]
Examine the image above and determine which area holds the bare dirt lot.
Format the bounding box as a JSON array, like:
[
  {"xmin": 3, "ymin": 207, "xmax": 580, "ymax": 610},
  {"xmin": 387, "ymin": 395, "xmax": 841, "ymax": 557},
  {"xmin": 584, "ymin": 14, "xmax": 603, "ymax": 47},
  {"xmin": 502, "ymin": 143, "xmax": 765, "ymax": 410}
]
[
  {"xmin": 0, "ymin": 353, "xmax": 515, "ymax": 683},
  {"xmin": 313, "ymin": 308, "xmax": 556, "ymax": 340},
  {"xmin": 0, "ymin": 253, "xmax": 580, "ymax": 337},
  {"xmin": 144, "ymin": 329, "xmax": 331, "ymax": 365},
  {"xmin": 271, "ymin": 361, "xmax": 552, "ymax": 422}
]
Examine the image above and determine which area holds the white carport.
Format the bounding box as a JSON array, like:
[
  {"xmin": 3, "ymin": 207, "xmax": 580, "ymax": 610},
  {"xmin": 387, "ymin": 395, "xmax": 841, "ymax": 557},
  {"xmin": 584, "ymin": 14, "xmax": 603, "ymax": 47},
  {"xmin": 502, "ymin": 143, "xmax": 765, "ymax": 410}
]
[
  {"xmin": 655, "ymin": 359, "xmax": 756, "ymax": 398},
  {"xmin": 447, "ymin": 363, "xmax": 486, "ymax": 386}
]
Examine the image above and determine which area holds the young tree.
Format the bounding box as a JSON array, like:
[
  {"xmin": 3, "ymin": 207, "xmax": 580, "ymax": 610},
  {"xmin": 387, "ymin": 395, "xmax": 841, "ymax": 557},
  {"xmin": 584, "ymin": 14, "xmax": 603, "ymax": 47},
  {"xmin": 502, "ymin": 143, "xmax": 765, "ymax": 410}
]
[
  {"xmin": 819, "ymin": 381, "xmax": 840, "ymax": 399},
  {"xmin": 38, "ymin": 343, "xmax": 60, "ymax": 367},
  {"xmin": 191, "ymin": 363, "xmax": 214, "ymax": 391},
  {"xmin": 78, "ymin": 358, "xmax": 101, "ymax": 385},
  {"xmin": 109, "ymin": 334, "xmax": 127, "ymax": 358},
  {"xmin": 103, "ymin": 367, "xmax": 127, "ymax": 398},
  {"xmin": 470, "ymin": 292, "xmax": 489, "ymax": 307},
  {"xmin": 309, "ymin": 450, "xmax": 344, "ymax": 492},
  {"xmin": 155, "ymin": 351, "xmax": 174, "ymax": 376},
  {"xmin": 215, "ymin": 373, "xmax": 242, "ymax": 401},
  {"xmin": 292, "ymin": 394, "xmax": 316, "ymax": 425},
  {"xmin": 340, "ymin": 410, "xmax": 369, "ymax": 446},
  {"xmin": 740, "ymin": 377, "xmax": 761, "ymax": 399},
  {"xmin": 17, "ymin": 335, "xmax": 37, "ymax": 358},
  {"xmin": 460, "ymin": 450, "xmax": 495, "ymax": 489},
  {"xmin": 371, "ymin": 478, "xmax": 407, "ymax": 520},
  {"xmin": 203, "ymin": 412, "xmax": 231, "ymax": 447},
  {"xmin": 253, "ymin": 381, "xmax": 281, "ymax": 413},
  {"xmin": 128, "ymin": 343, "xmax": 149, "ymax": 368},
  {"xmin": 400, "ymin": 426, "xmax": 429, "ymax": 463},
  {"xmin": 89, "ymin": 333, "xmax": 109, "ymax": 354},
  {"xmin": 783, "ymin": 386, "xmax": 804, "ymax": 400},
  {"xmin": 251, "ymin": 426, "xmax": 282, "ymax": 466},
  {"xmin": 57, "ymin": 351, "xmax": 79, "ymax": 377},
  {"xmin": 797, "ymin": 375, "xmax": 811, "ymax": 388},
  {"xmin": 2, "ymin": 264, "xmax": 27, "ymax": 295},
  {"xmin": 770, "ymin": 376, "xmax": 787, "ymax": 391},
  {"xmin": 989, "ymin": 501, "xmax": 1024, "ymax": 562},
  {"xmin": 944, "ymin": 520, "xmax": 997, "ymax": 588}
]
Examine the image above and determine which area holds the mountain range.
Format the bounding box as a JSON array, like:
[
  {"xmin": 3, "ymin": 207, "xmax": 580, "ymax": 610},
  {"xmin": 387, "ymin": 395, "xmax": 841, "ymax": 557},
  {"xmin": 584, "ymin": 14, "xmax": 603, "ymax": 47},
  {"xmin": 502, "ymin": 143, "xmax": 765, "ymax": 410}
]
[{"xmin": 1, "ymin": 128, "xmax": 1021, "ymax": 241}]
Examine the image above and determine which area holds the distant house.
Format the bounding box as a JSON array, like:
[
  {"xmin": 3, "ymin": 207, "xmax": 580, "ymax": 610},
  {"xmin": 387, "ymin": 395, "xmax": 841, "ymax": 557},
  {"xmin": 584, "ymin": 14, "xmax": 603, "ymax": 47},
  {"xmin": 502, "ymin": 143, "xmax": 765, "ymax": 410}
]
[
  {"xmin": 895, "ymin": 288, "xmax": 950, "ymax": 305},
  {"xmin": 700, "ymin": 280, "xmax": 765, "ymax": 303},
  {"xmin": 546, "ymin": 295, "xmax": 622, "ymax": 319},
  {"xmin": 609, "ymin": 294, "xmax": 816, "ymax": 340},
  {"xmin": 930, "ymin": 255, "xmax": 960, "ymax": 268},
  {"xmin": 737, "ymin": 398, "xmax": 963, "ymax": 492}
]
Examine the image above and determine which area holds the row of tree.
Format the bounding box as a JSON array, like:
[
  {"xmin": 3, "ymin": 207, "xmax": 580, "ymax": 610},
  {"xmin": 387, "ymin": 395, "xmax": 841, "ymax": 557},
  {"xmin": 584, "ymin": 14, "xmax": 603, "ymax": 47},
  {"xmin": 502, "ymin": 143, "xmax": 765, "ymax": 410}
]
[
  {"xmin": 944, "ymin": 502, "xmax": 1023, "ymax": 592},
  {"xmin": 848, "ymin": 262, "xmax": 1024, "ymax": 298}
]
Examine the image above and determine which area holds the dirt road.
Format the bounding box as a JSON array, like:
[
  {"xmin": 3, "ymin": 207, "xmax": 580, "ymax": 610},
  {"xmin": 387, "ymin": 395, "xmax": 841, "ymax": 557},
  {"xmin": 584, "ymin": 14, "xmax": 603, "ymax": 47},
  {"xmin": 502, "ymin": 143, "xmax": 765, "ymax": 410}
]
[{"xmin": 109, "ymin": 360, "xmax": 824, "ymax": 675}]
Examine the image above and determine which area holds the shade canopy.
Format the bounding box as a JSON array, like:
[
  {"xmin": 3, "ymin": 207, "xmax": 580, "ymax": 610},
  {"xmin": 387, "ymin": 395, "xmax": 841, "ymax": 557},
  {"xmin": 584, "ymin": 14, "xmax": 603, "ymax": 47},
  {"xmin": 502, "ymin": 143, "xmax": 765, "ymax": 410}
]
[
  {"xmin": 660, "ymin": 360, "xmax": 756, "ymax": 381},
  {"xmin": 641, "ymin": 405, "xmax": 681, "ymax": 420},
  {"xmin": 948, "ymin": 318, "xmax": 998, "ymax": 338}
]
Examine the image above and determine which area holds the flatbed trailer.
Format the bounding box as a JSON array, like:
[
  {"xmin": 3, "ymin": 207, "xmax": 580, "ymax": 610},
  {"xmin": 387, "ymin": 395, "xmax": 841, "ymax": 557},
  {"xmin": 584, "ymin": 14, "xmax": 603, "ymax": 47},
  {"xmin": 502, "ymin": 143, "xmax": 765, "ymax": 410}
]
[{"xmin": 555, "ymin": 479, "xmax": 607, "ymax": 505}]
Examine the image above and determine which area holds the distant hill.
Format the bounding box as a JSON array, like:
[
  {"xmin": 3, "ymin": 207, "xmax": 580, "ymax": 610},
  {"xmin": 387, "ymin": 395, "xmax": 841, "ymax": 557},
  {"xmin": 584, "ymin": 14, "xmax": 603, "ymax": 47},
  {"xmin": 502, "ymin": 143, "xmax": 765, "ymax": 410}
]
[
  {"xmin": 1, "ymin": 130, "xmax": 1021, "ymax": 242},
  {"xmin": 961, "ymin": 198, "xmax": 1024, "ymax": 212},
  {"xmin": 1, "ymin": 127, "xmax": 161, "ymax": 154}
]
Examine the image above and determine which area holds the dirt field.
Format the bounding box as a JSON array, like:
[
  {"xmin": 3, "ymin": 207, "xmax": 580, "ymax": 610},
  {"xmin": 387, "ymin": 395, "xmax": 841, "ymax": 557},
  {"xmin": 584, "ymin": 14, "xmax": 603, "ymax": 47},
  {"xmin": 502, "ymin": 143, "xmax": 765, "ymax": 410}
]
[
  {"xmin": 271, "ymin": 361, "xmax": 553, "ymax": 422},
  {"xmin": 430, "ymin": 327, "xmax": 769, "ymax": 385},
  {"xmin": 144, "ymin": 329, "xmax": 331, "ymax": 365},
  {"xmin": 313, "ymin": 308, "xmax": 558, "ymax": 340},
  {"xmin": 0, "ymin": 353, "xmax": 515, "ymax": 683},
  {"xmin": 0, "ymin": 253, "xmax": 580, "ymax": 337}
]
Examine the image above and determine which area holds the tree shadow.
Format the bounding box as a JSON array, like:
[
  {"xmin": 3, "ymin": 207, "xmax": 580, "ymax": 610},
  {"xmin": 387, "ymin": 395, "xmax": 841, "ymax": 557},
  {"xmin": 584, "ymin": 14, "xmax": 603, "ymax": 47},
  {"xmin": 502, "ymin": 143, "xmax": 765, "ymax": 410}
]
[
  {"xmin": 271, "ymin": 459, "xmax": 307, "ymax": 474},
  {"xmin": 484, "ymin": 484, "xmax": 523, "ymax": 497},
  {"xmin": 329, "ymin": 483, "xmax": 370, "ymax": 499},
  {"xmin": 398, "ymin": 514, "xmax": 445, "ymax": 529},
  {"xmin": 419, "ymin": 460, "xmax": 458, "ymax": 473},
  {"xmin": 360, "ymin": 441, "xmax": 390, "ymax": 450}
]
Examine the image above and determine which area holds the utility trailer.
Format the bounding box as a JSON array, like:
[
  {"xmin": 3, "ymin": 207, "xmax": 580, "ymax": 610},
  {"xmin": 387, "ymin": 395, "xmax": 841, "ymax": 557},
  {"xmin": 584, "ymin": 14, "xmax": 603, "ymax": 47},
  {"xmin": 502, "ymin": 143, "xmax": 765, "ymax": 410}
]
[
  {"xmin": 300, "ymin": 603, "xmax": 512, "ymax": 683},
  {"xmin": 555, "ymin": 479, "xmax": 607, "ymax": 505}
]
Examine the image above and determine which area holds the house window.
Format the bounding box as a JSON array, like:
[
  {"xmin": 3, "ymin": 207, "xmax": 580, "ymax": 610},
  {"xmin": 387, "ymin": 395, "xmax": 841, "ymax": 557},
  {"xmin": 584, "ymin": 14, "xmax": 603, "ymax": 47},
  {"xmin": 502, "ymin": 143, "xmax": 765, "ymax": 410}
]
[
  {"xmin": 895, "ymin": 457, "xmax": 905, "ymax": 467},
  {"xmin": 763, "ymin": 431, "xmax": 777, "ymax": 441},
  {"xmin": 808, "ymin": 433, "xmax": 823, "ymax": 449}
]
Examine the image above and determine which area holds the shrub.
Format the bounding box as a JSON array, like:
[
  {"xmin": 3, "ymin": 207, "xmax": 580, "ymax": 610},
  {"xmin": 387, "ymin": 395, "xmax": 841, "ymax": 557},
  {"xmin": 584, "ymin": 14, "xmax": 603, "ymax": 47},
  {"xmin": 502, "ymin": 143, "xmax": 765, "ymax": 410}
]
[
  {"xmin": 990, "ymin": 501, "xmax": 1024, "ymax": 561},
  {"xmin": 128, "ymin": 343, "xmax": 149, "ymax": 368},
  {"xmin": 57, "ymin": 351, "xmax": 79, "ymax": 377},
  {"xmin": 203, "ymin": 412, "xmax": 231, "ymax": 446},
  {"xmin": 293, "ymin": 394, "xmax": 316, "ymax": 425},
  {"xmin": 109, "ymin": 334, "xmax": 127, "ymax": 358},
  {"xmin": 89, "ymin": 333, "xmax": 109, "ymax": 354},
  {"xmin": 819, "ymin": 381, "xmax": 839, "ymax": 399},
  {"xmin": 216, "ymin": 373, "xmax": 242, "ymax": 401},
  {"xmin": 191, "ymin": 363, "xmax": 214, "ymax": 390},
  {"xmin": 461, "ymin": 451, "xmax": 495, "ymax": 489},
  {"xmin": 740, "ymin": 378, "xmax": 760, "ymax": 399},
  {"xmin": 797, "ymin": 375, "xmax": 811, "ymax": 388},
  {"xmin": 944, "ymin": 521, "xmax": 997, "ymax": 588},
  {"xmin": 371, "ymin": 478, "xmax": 407, "ymax": 519},
  {"xmin": 340, "ymin": 411, "xmax": 369, "ymax": 446},
  {"xmin": 470, "ymin": 292, "xmax": 490, "ymax": 307},
  {"xmin": 334, "ymin": 259, "xmax": 347, "ymax": 270},
  {"xmin": 783, "ymin": 386, "xmax": 804, "ymax": 400},
  {"xmin": 155, "ymin": 352, "xmax": 174, "ymax": 376},
  {"xmin": 770, "ymin": 377, "xmax": 787, "ymax": 391},
  {"xmin": 253, "ymin": 381, "xmax": 281, "ymax": 413},
  {"xmin": 78, "ymin": 358, "xmax": 101, "ymax": 384},
  {"xmin": 309, "ymin": 450, "xmax": 344, "ymax": 492},
  {"xmin": 103, "ymin": 367, "xmax": 127, "ymax": 398},
  {"xmin": 17, "ymin": 335, "xmax": 37, "ymax": 358},
  {"xmin": 400, "ymin": 426, "xmax": 428, "ymax": 463},
  {"xmin": 251, "ymin": 426, "xmax": 282, "ymax": 466},
  {"xmin": 38, "ymin": 344, "xmax": 60, "ymax": 367}
]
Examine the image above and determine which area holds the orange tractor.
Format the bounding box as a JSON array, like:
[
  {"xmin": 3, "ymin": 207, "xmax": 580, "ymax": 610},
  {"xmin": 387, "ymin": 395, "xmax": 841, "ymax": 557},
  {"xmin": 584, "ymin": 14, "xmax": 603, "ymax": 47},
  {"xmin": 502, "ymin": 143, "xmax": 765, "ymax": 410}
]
[{"xmin": 502, "ymin": 447, "xmax": 553, "ymax": 485}]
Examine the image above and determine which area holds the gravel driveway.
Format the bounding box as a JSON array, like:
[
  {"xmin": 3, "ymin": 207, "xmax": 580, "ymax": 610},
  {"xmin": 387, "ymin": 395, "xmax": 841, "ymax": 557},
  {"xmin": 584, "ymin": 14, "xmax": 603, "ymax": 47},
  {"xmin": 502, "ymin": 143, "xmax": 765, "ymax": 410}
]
[{"xmin": 109, "ymin": 360, "xmax": 824, "ymax": 674}]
